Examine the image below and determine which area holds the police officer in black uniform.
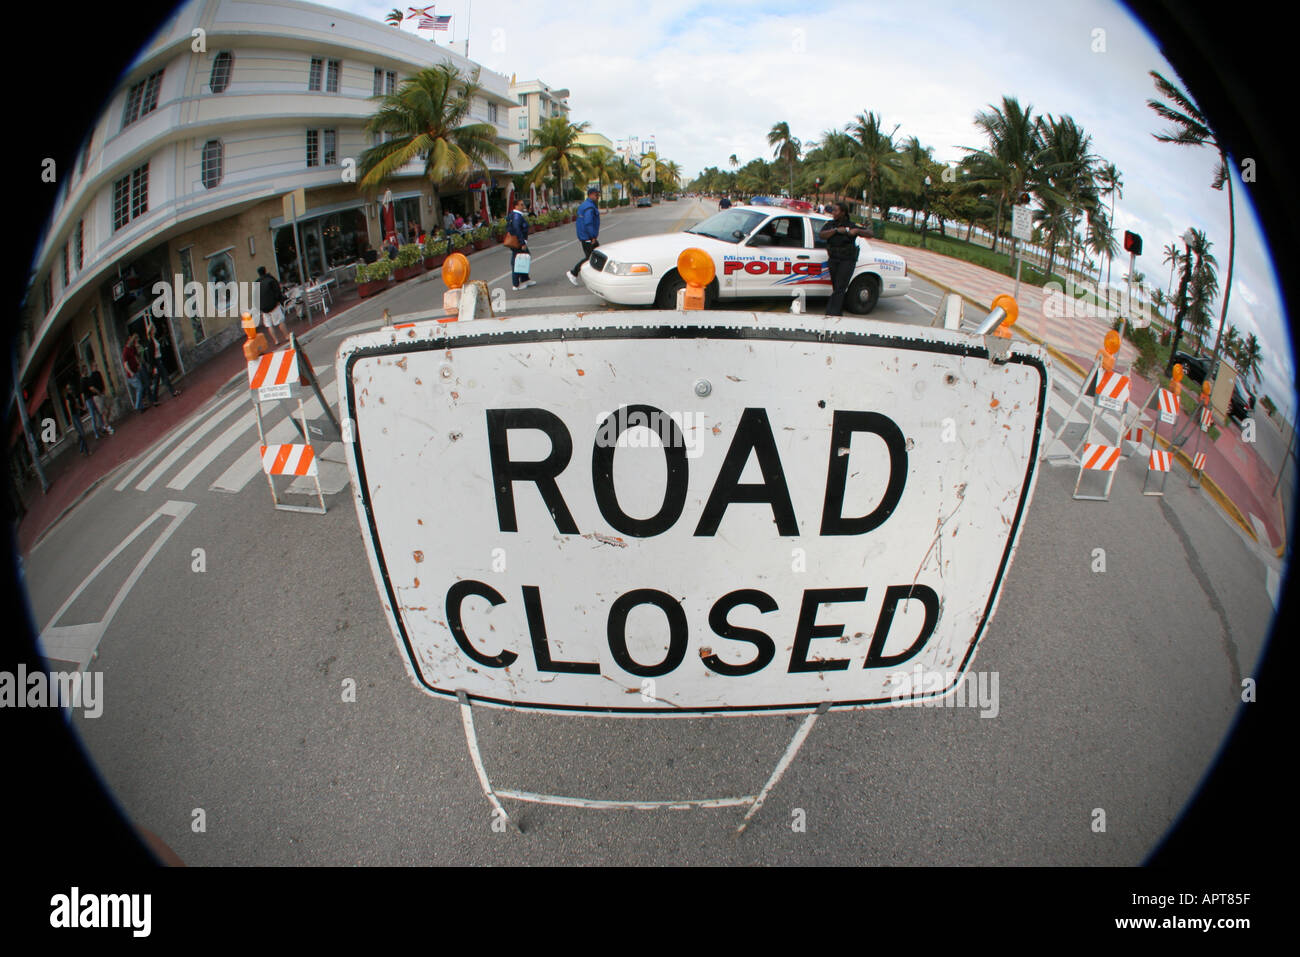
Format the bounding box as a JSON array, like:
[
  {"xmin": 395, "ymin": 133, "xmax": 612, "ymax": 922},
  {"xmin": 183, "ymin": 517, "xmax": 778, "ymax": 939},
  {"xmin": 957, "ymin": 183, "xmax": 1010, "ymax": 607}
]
[{"xmin": 818, "ymin": 202, "xmax": 872, "ymax": 316}]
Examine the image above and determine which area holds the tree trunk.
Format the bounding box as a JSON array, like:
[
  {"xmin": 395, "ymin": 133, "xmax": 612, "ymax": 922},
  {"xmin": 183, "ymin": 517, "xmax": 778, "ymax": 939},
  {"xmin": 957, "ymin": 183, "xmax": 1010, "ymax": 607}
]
[{"xmin": 1207, "ymin": 158, "xmax": 1236, "ymax": 380}]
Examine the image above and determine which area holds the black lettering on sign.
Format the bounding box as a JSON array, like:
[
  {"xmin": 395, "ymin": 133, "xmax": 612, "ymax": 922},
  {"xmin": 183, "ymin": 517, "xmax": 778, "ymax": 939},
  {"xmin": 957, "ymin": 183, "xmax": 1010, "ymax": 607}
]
[
  {"xmin": 703, "ymin": 589, "xmax": 777, "ymax": 676},
  {"xmin": 788, "ymin": 587, "xmax": 866, "ymax": 672},
  {"xmin": 486, "ymin": 408, "xmax": 579, "ymax": 534},
  {"xmin": 592, "ymin": 405, "xmax": 689, "ymax": 537},
  {"xmin": 821, "ymin": 411, "xmax": 908, "ymax": 535},
  {"xmin": 864, "ymin": 584, "xmax": 940, "ymax": 668},
  {"xmin": 522, "ymin": 585, "xmax": 600, "ymax": 674},
  {"xmin": 446, "ymin": 579, "xmax": 516, "ymax": 668},
  {"xmin": 607, "ymin": 588, "xmax": 688, "ymax": 678},
  {"xmin": 694, "ymin": 408, "xmax": 798, "ymax": 537}
]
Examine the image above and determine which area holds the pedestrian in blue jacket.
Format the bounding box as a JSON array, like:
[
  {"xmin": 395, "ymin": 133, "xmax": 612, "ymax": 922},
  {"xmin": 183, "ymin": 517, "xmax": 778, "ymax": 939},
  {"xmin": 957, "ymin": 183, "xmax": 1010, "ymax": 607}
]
[
  {"xmin": 507, "ymin": 198, "xmax": 535, "ymax": 289},
  {"xmin": 566, "ymin": 187, "xmax": 601, "ymax": 285}
]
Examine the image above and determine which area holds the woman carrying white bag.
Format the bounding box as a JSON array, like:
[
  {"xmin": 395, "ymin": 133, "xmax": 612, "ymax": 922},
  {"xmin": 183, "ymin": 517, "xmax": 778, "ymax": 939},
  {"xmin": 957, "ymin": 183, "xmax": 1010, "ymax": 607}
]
[{"xmin": 505, "ymin": 197, "xmax": 535, "ymax": 289}]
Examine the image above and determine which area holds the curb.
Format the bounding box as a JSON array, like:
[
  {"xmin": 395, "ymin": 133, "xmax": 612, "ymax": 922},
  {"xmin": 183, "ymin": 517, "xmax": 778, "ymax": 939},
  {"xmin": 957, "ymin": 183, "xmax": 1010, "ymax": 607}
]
[{"xmin": 905, "ymin": 264, "xmax": 1279, "ymax": 553}]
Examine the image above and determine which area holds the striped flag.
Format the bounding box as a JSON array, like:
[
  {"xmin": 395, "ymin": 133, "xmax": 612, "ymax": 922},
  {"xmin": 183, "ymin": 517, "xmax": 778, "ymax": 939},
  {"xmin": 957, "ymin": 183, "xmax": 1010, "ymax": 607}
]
[
  {"xmin": 419, "ymin": 14, "xmax": 452, "ymax": 30},
  {"xmin": 406, "ymin": 5, "xmax": 435, "ymax": 20}
]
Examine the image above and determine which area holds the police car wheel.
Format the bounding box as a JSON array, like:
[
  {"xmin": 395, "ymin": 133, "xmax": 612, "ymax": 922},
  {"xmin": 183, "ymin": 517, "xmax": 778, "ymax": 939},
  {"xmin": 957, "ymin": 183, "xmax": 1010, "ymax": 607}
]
[
  {"xmin": 846, "ymin": 274, "xmax": 881, "ymax": 314},
  {"xmin": 655, "ymin": 272, "xmax": 717, "ymax": 309}
]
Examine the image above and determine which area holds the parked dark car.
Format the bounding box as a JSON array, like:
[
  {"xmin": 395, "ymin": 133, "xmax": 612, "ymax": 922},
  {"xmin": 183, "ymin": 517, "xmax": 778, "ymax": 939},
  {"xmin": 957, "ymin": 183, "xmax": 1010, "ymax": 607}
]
[
  {"xmin": 635, "ymin": 196, "xmax": 652, "ymax": 207},
  {"xmin": 1171, "ymin": 351, "xmax": 1255, "ymax": 421},
  {"xmin": 1171, "ymin": 351, "xmax": 1211, "ymax": 384}
]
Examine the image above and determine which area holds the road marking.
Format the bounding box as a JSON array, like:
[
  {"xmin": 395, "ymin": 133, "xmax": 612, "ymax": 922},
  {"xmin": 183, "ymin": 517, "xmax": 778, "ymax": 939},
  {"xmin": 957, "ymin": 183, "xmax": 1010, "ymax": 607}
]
[
  {"xmin": 116, "ymin": 391, "xmax": 245, "ymax": 491},
  {"xmin": 133, "ymin": 393, "xmax": 249, "ymax": 491},
  {"xmin": 904, "ymin": 295, "xmax": 932, "ymax": 310},
  {"xmin": 39, "ymin": 500, "xmax": 196, "ymax": 671},
  {"xmin": 165, "ymin": 409, "xmax": 257, "ymax": 490}
]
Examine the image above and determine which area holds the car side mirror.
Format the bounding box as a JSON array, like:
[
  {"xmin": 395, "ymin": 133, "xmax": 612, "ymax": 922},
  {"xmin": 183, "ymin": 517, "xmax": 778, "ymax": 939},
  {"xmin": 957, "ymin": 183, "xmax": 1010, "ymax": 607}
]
[{"xmin": 732, "ymin": 230, "xmax": 745, "ymax": 240}]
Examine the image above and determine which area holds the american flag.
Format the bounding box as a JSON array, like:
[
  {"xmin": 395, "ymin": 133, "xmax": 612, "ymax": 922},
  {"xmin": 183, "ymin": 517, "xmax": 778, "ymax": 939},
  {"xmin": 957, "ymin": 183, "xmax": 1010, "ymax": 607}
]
[{"xmin": 419, "ymin": 14, "xmax": 452, "ymax": 30}]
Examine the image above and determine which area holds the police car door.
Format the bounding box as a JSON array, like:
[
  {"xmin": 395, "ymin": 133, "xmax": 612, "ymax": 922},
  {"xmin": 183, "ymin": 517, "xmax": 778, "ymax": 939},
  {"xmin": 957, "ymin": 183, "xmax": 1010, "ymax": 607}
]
[
  {"xmin": 736, "ymin": 215, "xmax": 810, "ymax": 298},
  {"xmin": 806, "ymin": 216, "xmax": 834, "ymax": 296}
]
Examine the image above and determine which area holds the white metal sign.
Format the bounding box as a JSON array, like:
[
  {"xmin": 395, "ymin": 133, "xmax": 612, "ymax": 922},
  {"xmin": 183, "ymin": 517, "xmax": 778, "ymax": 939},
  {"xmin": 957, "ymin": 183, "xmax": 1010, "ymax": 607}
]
[
  {"xmin": 337, "ymin": 313, "xmax": 1049, "ymax": 715},
  {"xmin": 1011, "ymin": 205, "xmax": 1033, "ymax": 242}
]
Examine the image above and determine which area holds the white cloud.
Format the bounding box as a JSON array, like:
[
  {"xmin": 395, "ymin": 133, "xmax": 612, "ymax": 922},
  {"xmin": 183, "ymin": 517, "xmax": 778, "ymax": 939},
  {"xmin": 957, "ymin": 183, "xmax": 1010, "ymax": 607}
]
[{"xmin": 341, "ymin": 0, "xmax": 1292, "ymax": 414}]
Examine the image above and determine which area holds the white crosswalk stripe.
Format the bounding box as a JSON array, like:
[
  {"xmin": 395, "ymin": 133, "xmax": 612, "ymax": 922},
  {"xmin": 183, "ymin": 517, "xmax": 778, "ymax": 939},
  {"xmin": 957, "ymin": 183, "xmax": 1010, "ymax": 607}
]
[{"xmin": 131, "ymin": 393, "xmax": 249, "ymax": 492}]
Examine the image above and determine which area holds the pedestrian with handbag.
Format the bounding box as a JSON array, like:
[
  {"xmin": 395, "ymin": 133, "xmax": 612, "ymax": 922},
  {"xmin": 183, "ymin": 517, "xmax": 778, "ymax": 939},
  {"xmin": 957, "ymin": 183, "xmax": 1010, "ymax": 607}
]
[
  {"xmin": 143, "ymin": 323, "xmax": 181, "ymax": 403},
  {"xmin": 122, "ymin": 334, "xmax": 149, "ymax": 411},
  {"xmin": 506, "ymin": 197, "xmax": 536, "ymax": 289}
]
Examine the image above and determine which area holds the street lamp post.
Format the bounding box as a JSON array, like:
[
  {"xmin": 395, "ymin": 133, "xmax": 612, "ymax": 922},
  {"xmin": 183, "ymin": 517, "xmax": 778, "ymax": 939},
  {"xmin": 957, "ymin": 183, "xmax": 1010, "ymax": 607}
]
[{"xmin": 921, "ymin": 175, "xmax": 932, "ymax": 249}]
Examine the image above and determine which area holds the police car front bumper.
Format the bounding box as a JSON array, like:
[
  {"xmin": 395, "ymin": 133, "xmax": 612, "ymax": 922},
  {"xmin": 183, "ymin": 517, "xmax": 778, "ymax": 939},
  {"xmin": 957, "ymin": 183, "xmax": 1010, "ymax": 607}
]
[{"xmin": 579, "ymin": 262, "xmax": 660, "ymax": 306}]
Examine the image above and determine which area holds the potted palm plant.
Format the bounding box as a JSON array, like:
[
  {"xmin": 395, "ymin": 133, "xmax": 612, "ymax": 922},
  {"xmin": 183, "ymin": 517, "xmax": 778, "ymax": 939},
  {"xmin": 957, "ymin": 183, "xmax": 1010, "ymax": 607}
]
[
  {"xmin": 471, "ymin": 226, "xmax": 490, "ymax": 251},
  {"xmin": 356, "ymin": 259, "xmax": 395, "ymax": 298},
  {"xmin": 450, "ymin": 231, "xmax": 472, "ymax": 256},
  {"xmin": 393, "ymin": 243, "xmax": 424, "ymax": 281}
]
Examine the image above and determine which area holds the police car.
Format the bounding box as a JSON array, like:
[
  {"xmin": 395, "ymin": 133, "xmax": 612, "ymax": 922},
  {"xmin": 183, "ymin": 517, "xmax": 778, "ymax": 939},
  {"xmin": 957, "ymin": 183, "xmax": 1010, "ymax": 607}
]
[{"xmin": 579, "ymin": 205, "xmax": 911, "ymax": 312}]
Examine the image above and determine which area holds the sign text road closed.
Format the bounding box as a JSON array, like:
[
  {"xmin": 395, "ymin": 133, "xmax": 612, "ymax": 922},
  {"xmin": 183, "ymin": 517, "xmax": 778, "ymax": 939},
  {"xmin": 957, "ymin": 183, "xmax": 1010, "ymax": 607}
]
[{"xmin": 338, "ymin": 314, "xmax": 1049, "ymax": 715}]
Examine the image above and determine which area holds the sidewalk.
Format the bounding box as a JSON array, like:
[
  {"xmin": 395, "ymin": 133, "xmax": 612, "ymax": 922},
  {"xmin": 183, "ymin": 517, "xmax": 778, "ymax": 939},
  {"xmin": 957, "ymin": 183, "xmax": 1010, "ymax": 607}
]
[
  {"xmin": 14, "ymin": 290, "xmax": 363, "ymax": 557},
  {"xmin": 888, "ymin": 240, "xmax": 1286, "ymax": 556}
]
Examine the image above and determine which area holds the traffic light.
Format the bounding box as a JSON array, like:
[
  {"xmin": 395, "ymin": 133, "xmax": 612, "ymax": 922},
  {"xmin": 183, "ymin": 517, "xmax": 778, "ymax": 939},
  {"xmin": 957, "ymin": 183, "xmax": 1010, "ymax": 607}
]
[{"xmin": 1123, "ymin": 230, "xmax": 1142, "ymax": 255}]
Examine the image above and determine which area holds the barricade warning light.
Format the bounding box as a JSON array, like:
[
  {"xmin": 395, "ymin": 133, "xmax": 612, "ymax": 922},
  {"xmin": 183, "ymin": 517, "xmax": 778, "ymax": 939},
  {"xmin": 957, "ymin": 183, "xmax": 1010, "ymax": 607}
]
[
  {"xmin": 337, "ymin": 311, "xmax": 1050, "ymax": 715},
  {"xmin": 677, "ymin": 247, "xmax": 714, "ymax": 311}
]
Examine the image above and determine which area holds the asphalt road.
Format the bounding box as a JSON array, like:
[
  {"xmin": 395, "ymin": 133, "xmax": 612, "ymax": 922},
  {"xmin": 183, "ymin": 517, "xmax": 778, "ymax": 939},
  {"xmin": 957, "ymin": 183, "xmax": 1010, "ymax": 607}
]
[{"xmin": 20, "ymin": 197, "xmax": 1280, "ymax": 865}]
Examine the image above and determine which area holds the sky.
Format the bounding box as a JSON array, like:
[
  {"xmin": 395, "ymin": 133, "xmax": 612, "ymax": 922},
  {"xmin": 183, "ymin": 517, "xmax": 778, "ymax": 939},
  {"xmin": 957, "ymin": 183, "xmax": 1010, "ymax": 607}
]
[{"xmin": 184, "ymin": 0, "xmax": 1300, "ymax": 415}]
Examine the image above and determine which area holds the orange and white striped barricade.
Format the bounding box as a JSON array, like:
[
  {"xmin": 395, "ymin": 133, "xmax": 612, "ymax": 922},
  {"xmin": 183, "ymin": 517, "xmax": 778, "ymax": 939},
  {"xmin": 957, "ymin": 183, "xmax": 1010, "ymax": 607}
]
[
  {"xmin": 1185, "ymin": 383, "xmax": 1213, "ymax": 489},
  {"xmin": 1043, "ymin": 331, "xmax": 1122, "ymax": 467},
  {"xmin": 1074, "ymin": 441, "xmax": 1123, "ymax": 500},
  {"xmin": 247, "ymin": 343, "xmax": 327, "ymax": 514},
  {"xmin": 1071, "ymin": 338, "xmax": 1127, "ymax": 501},
  {"xmin": 1143, "ymin": 446, "xmax": 1174, "ymax": 496}
]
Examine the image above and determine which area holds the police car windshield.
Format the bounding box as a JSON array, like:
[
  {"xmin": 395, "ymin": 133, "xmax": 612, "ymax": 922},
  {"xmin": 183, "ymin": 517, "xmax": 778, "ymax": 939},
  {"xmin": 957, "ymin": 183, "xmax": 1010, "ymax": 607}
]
[{"xmin": 686, "ymin": 210, "xmax": 768, "ymax": 243}]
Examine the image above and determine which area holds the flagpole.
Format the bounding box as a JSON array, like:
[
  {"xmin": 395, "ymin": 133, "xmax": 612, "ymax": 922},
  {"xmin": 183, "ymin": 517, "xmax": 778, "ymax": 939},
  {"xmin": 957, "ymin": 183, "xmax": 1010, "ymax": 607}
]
[{"xmin": 465, "ymin": 0, "xmax": 471, "ymax": 59}]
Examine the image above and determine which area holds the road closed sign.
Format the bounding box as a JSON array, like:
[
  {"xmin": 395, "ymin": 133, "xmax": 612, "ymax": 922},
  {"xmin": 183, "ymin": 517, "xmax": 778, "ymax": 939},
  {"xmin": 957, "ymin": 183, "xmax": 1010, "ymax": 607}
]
[{"xmin": 337, "ymin": 312, "xmax": 1049, "ymax": 715}]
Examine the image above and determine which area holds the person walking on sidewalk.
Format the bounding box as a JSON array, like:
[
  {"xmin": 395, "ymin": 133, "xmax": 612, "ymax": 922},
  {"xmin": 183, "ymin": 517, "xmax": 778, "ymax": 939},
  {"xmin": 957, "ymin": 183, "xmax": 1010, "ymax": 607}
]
[
  {"xmin": 507, "ymin": 197, "xmax": 536, "ymax": 290},
  {"xmin": 143, "ymin": 323, "xmax": 181, "ymax": 403},
  {"xmin": 817, "ymin": 202, "xmax": 872, "ymax": 317},
  {"xmin": 62, "ymin": 382, "xmax": 91, "ymax": 457},
  {"xmin": 256, "ymin": 266, "xmax": 287, "ymax": 345},
  {"xmin": 122, "ymin": 334, "xmax": 149, "ymax": 411},
  {"xmin": 566, "ymin": 187, "xmax": 602, "ymax": 286},
  {"xmin": 79, "ymin": 363, "xmax": 113, "ymax": 437}
]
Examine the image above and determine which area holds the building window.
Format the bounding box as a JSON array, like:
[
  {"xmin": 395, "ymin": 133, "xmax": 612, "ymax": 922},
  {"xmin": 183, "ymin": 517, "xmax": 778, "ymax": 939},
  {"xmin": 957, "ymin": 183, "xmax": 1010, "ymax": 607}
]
[
  {"xmin": 112, "ymin": 164, "xmax": 149, "ymax": 231},
  {"xmin": 488, "ymin": 102, "xmax": 498, "ymax": 124},
  {"xmin": 122, "ymin": 69, "xmax": 164, "ymax": 128},
  {"xmin": 326, "ymin": 58, "xmax": 341, "ymax": 93},
  {"xmin": 307, "ymin": 129, "xmax": 336, "ymax": 167},
  {"xmin": 386, "ymin": 71, "xmax": 395, "ymax": 94},
  {"xmin": 207, "ymin": 251, "xmax": 236, "ymax": 315},
  {"xmin": 201, "ymin": 140, "xmax": 223, "ymax": 189},
  {"xmin": 209, "ymin": 51, "xmax": 233, "ymax": 93},
  {"xmin": 308, "ymin": 57, "xmax": 322, "ymax": 91},
  {"xmin": 518, "ymin": 115, "xmax": 527, "ymax": 130},
  {"xmin": 75, "ymin": 220, "xmax": 83, "ymax": 271},
  {"xmin": 373, "ymin": 68, "xmax": 382, "ymax": 96}
]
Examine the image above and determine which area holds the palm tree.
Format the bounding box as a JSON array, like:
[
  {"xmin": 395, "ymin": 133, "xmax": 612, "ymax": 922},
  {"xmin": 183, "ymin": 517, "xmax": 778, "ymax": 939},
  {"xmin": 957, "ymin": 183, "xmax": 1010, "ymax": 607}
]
[
  {"xmin": 1031, "ymin": 114, "xmax": 1099, "ymax": 283},
  {"xmin": 1149, "ymin": 70, "xmax": 1237, "ymax": 383},
  {"xmin": 1150, "ymin": 288, "xmax": 1168, "ymax": 328},
  {"xmin": 767, "ymin": 121, "xmax": 801, "ymax": 197},
  {"xmin": 1096, "ymin": 162, "xmax": 1123, "ymax": 286},
  {"xmin": 728, "ymin": 154, "xmax": 739, "ymax": 170},
  {"xmin": 661, "ymin": 159, "xmax": 682, "ymax": 191},
  {"xmin": 385, "ymin": 8, "xmax": 403, "ymax": 26},
  {"xmin": 835, "ymin": 111, "xmax": 903, "ymax": 221},
  {"xmin": 1162, "ymin": 241, "xmax": 1180, "ymax": 306},
  {"xmin": 358, "ymin": 62, "xmax": 507, "ymax": 230},
  {"xmin": 1239, "ymin": 333, "xmax": 1263, "ymax": 388},
  {"xmin": 521, "ymin": 116, "xmax": 595, "ymax": 206},
  {"xmin": 962, "ymin": 96, "xmax": 1039, "ymax": 255},
  {"xmin": 1184, "ymin": 229, "xmax": 1218, "ymax": 351},
  {"xmin": 587, "ymin": 146, "xmax": 621, "ymax": 200},
  {"xmin": 899, "ymin": 135, "xmax": 933, "ymax": 229}
]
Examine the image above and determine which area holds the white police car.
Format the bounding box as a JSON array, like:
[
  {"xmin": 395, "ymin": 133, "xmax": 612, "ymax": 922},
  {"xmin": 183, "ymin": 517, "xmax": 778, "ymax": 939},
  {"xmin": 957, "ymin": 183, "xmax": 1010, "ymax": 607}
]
[{"xmin": 579, "ymin": 205, "xmax": 910, "ymax": 312}]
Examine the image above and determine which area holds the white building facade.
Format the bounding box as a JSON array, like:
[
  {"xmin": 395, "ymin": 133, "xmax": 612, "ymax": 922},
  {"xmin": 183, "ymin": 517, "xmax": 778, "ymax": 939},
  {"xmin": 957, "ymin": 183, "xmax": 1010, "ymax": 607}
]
[{"xmin": 17, "ymin": 0, "xmax": 518, "ymax": 469}]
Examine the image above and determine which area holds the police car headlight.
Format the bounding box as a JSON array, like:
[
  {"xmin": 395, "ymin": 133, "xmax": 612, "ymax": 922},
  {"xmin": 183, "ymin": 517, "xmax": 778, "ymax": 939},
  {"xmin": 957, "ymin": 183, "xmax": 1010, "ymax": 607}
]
[{"xmin": 608, "ymin": 261, "xmax": 652, "ymax": 276}]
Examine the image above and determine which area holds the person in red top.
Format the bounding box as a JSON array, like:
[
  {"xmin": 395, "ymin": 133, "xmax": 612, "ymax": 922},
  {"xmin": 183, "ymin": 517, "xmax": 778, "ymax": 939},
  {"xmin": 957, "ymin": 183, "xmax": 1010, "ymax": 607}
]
[{"xmin": 121, "ymin": 334, "xmax": 149, "ymax": 411}]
